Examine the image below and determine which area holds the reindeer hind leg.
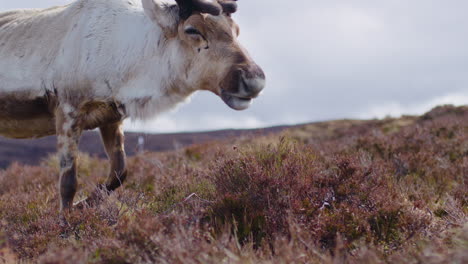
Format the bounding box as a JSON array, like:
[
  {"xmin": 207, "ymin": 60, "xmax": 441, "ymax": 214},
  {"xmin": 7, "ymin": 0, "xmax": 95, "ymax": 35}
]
[{"xmin": 55, "ymin": 103, "xmax": 82, "ymax": 225}]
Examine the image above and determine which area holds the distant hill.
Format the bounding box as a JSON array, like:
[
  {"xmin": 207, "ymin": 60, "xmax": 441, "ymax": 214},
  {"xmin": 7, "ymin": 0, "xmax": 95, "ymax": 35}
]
[
  {"xmin": 0, "ymin": 125, "xmax": 290, "ymax": 168},
  {"xmin": 2, "ymin": 105, "xmax": 466, "ymax": 169}
]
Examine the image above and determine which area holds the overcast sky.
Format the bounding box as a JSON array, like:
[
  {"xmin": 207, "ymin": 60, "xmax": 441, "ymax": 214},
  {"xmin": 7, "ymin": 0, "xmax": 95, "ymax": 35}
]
[{"xmin": 2, "ymin": 0, "xmax": 467, "ymax": 133}]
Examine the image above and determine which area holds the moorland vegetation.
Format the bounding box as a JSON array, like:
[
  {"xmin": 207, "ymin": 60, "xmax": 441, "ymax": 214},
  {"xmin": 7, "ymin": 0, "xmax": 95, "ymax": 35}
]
[{"xmin": 0, "ymin": 105, "xmax": 466, "ymax": 263}]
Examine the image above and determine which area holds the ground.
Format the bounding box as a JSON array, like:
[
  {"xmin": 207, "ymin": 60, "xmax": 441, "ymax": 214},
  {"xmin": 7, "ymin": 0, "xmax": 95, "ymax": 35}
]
[{"xmin": 0, "ymin": 105, "xmax": 467, "ymax": 263}]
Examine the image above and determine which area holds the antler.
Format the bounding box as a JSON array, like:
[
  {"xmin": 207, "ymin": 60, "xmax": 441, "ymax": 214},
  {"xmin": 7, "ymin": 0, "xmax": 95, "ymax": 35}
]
[
  {"xmin": 174, "ymin": 0, "xmax": 238, "ymax": 19},
  {"xmin": 175, "ymin": 0, "xmax": 221, "ymax": 19},
  {"xmin": 218, "ymin": 0, "xmax": 238, "ymax": 14}
]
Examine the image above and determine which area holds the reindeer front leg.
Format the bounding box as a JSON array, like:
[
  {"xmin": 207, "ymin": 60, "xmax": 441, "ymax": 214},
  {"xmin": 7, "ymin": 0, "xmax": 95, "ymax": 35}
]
[
  {"xmin": 55, "ymin": 104, "xmax": 82, "ymax": 214},
  {"xmin": 78, "ymin": 121, "xmax": 127, "ymax": 207},
  {"xmin": 99, "ymin": 121, "xmax": 127, "ymax": 192}
]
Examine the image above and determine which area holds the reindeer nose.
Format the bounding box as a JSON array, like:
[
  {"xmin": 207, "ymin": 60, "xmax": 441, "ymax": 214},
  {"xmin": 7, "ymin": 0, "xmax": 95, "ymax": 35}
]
[{"xmin": 241, "ymin": 66, "xmax": 266, "ymax": 98}]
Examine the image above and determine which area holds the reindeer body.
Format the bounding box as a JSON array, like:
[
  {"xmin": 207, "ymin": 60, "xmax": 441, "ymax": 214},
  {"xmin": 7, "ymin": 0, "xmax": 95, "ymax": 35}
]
[
  {"xmin": 0, "ymin": 0, "xmax": 194, "ymax": 140},
  {"xmin": 0, "ymin": 0, "xmax": 265, "ymax": 219}
]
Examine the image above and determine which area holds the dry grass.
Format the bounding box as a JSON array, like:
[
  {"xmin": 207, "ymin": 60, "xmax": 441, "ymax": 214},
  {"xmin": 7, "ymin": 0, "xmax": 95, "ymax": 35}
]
[{"xmin": 0, "ymin": 105, "xmax": 467, "ymax": 264}]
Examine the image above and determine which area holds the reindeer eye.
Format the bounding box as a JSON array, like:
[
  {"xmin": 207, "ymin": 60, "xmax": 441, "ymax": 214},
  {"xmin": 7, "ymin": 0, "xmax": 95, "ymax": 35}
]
[{"xmin": 184, "ymin": 27, "xmax": 202, "ymax": 35}]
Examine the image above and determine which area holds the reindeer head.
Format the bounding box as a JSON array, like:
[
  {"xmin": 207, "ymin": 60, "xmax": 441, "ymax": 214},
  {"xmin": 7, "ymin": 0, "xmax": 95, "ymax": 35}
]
[{"xmin": 142, "ymin": 0, "xmax": 265, "ymax": 110}]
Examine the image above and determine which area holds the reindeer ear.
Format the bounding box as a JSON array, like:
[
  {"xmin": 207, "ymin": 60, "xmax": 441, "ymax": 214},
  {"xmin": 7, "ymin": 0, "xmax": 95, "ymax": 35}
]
[
  {"xmin": 142, "ymin": 0, "xmax": 159, "ymax": 21},
  {"xmin": 142, "ymin": 0, "xmax": 178, "ymax": 35}
]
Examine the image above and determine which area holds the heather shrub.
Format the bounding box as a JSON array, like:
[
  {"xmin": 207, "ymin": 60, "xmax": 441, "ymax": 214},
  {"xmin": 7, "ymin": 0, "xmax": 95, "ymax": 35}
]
[
  {"xmin": 207, "ymin": 138, "xmax": 431, "ymax": 251},
  {"xmin": 0, "ymin": 105, "xmax": 466, "ymax": 263},
  {"xmin": 209, "ymin": 138, "xmax": 305, "ymax": 244}
]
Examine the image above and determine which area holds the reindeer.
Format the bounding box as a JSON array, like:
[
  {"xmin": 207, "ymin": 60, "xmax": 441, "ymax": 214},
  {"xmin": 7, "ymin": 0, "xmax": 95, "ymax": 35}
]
[{"xmin": 0, "ymin": 0, "xmax": 265, "ymax": 220}]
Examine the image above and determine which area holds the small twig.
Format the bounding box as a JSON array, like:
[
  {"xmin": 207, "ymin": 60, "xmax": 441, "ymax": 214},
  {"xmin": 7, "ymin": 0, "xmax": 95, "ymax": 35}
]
[
  {"xmin": 163, "ymin": 193, "xmax": 213, "ymax": 214},
  {"xmin": 182, "ymin": 193, "xmax": 213, "ymax": 204}
]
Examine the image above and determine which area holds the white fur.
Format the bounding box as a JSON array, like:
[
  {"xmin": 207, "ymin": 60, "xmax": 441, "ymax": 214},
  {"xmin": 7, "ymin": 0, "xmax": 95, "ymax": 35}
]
[{"xmin": 0, "ymin": 0, "xmax": 201, "ymax": 120}]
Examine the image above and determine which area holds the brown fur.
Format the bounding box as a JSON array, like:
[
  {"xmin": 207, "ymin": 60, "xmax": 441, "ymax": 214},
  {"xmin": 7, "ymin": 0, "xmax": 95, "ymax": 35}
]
[
  {"xmin": 78, "ymin": 101, "xmax": 125, "ymax": 130},
  {"xmin": 0, "ymin": 94, "xmax": 56, "ymax": 138},
  {"xmin": 0, "ymin": 95, "xmax": 125, "ymax": 139}
]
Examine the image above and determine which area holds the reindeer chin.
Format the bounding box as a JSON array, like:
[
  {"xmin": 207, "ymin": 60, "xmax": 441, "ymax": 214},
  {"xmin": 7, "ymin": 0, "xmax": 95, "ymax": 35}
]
[{"xmin": 221, "ymin": 91, "xmax": 253, "ymax": 111}]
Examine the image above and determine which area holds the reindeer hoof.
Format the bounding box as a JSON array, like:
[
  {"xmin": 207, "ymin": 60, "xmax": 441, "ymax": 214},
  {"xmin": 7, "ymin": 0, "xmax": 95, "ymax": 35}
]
[
  {"xmin": 58, "ymin": 214, "xmax": 71, "ymax": 238},
  {"xmin": 59, "ymin": 214, "xmax": 69, "ymax": 227}
]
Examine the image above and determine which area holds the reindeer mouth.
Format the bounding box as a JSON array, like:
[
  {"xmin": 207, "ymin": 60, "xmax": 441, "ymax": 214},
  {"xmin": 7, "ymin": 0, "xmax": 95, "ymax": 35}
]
[{"xmin": 221, "ymin": 90, "xmax": 253, "ymax": 111}]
